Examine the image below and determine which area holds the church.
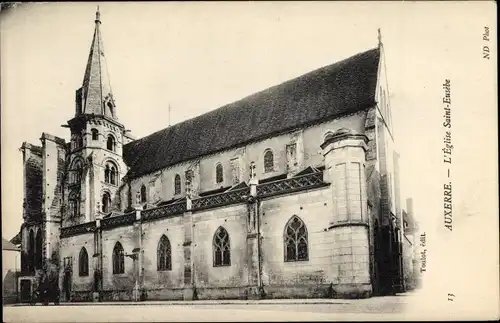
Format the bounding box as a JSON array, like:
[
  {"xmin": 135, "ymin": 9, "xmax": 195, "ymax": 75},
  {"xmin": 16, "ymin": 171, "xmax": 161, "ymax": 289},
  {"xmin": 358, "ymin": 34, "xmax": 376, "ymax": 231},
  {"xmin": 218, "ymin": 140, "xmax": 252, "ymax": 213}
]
[{"xmin": 17, "ymin": 9, "xmax": 418, "ymax": 302}]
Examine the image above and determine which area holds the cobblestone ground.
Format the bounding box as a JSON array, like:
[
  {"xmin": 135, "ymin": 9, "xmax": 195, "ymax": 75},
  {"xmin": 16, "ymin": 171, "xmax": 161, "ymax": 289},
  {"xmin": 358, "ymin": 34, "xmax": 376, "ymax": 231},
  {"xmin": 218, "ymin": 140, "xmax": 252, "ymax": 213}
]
[{"xmin": 3, "ymin": 293, "xmax": 415, "ymax": 322}]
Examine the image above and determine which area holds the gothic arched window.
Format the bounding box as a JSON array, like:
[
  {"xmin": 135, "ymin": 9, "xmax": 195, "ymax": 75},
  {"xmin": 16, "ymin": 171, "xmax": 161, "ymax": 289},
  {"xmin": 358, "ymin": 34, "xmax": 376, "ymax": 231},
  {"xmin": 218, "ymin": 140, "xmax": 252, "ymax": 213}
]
[
  {"xmin": 213, "ymin": 227, "xmax": 231, "ymax": 267},
  {"xmin": 75, "ymin": 135, "xmax": 83, "ymax": 149},
  {"xmin": 91, "ymin": 129, "xmax": 99, "ymax": 141},
  {"xmin": 79, "ymin": 247, "xmax": 89, "ymax": 277},
  {"xmin": 107, "ymin": 135, "xmax": 116, "ymax": 152},
  {"xmin": 174, "ymin": 174, "xmax": 181, "ymax": 195},
  {"xmin": 102, "ymin": 192, "xmax": 111, "ymax": 213},
  {"xmin": 264, "ymin": 149, "xmax": 274, "ymax": 173},
  {"xmin": 157, "ymin": 235, "xmax": 172, "ymax": 271},
  {"xmin": 140, "ymin": 184, "xmax": 147, "ymax": 203},
  {"xmin": 104, "ymin": 161, "xmax": 118, "ymax": 185},
  {"xmin": 35, "ymin": 229, "xmax": 42, "ymax": 270},
  {"xmin": 71, "ymin": 159, "xmax": 83, "ymax": 185},
  {"xmin": 28, "ymin": 229, "xmax": 35, "ymax": 274},
  {"xmin": 284, "ymin": 216, "xmax": 309, "ymax": 262},
  {"xmin": 215, "ymin": 163, "xmax": 223, "ymax": 184},
  {"xmin": 68, "ymin": 191, "xmax": 79, "ymax": 218},
  {"xmin": 112, "ymin": 242, "xmax": 125, "ymax": 274}
]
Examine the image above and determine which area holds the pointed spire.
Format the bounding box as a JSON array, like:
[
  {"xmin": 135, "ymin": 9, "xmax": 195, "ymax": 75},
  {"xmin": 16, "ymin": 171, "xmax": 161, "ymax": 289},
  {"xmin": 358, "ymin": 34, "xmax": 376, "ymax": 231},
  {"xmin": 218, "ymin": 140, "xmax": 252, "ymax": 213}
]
[
  {"xmin": 95, "ymin": 6, "xmax": 101, "ymax": 24},
  {"xmin": 77, "ymin": 7, "xmax": 117, "ymax": 120},
  {"xmin": 377, "ymin": 28, "xmax": 383, "ymax": 48}
]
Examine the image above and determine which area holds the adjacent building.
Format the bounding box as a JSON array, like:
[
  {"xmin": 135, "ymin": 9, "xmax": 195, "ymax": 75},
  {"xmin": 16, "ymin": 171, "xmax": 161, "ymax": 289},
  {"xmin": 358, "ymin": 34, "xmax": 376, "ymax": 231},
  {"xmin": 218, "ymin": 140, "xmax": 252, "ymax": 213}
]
[{"xmin": 2, "ymin": 238, "xmax": 20, "ymax": 304}]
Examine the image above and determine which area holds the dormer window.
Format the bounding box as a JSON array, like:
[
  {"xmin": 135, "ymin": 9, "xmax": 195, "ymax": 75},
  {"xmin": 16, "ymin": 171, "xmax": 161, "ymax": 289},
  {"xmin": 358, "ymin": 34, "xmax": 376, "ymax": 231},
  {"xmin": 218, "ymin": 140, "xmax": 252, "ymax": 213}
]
[{"xmin": 107, "ymin": 135, "xmax": 116, "ymax": 152}]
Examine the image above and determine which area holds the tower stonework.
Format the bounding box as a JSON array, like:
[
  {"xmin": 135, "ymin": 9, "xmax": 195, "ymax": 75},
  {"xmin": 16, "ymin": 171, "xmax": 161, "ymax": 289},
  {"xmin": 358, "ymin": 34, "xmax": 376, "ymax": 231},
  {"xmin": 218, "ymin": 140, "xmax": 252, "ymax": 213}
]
[
  {"xmin": 63, "ymin": 8, "xmax": 128, "ymax": 227},
  {"xmin": 321, "ymin": 129, "xmax": 372, "ymax": 298}
]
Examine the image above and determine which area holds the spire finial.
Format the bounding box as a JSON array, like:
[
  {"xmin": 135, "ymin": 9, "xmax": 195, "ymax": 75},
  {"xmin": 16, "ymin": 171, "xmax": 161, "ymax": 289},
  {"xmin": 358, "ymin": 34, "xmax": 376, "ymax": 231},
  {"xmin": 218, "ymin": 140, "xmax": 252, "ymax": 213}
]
[
  {"xmin": 95, "ymin": 6, "xmax": 101, "ymax": 23},
  {"xmin": 377, "ymin": 28, "xmax": 382, "ymax": 47}
]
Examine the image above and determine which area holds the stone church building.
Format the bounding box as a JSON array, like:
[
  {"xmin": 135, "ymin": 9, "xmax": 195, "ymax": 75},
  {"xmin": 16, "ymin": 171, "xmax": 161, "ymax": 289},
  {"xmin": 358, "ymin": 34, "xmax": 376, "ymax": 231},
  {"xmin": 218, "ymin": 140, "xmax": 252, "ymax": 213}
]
[{"xmin": 17, "ymin": 9, "xmax": 417, "ymax": 302}]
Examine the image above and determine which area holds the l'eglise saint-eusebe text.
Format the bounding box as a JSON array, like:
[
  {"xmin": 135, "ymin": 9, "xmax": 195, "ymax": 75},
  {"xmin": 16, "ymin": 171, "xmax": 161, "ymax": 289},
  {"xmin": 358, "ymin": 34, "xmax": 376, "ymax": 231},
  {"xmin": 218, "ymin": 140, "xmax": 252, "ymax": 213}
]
[
  {"xmin": 442, "ymin": 79, "xmax": 453, "ymax": 232},
  {"xmin": 442, "ymin": 79, "xmax": 452, "ymax": 165}
]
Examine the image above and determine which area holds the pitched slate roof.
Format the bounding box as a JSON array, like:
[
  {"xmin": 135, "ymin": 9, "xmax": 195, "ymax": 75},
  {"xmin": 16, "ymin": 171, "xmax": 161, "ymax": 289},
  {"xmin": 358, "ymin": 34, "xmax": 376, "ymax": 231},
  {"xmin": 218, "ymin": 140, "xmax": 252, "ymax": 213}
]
[
  {"xmin": 2, "ymin": 238, "xmax": 20, "ymax": 251},
  {"xmin": 123, "ymin": 47, "xmax": 380, "ymax": 179},
  {"xmin": 10, "ymin": 231, "xmax": 21, "ymax": 245}
]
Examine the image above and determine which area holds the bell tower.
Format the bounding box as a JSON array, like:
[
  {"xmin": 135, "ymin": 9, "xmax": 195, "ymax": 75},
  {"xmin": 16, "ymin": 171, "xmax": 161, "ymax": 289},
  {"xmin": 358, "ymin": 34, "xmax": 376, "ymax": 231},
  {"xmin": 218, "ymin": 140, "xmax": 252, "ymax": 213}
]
[{"xmin": 63, "ymin": 7, "xmax": 129, "ymax": 226}]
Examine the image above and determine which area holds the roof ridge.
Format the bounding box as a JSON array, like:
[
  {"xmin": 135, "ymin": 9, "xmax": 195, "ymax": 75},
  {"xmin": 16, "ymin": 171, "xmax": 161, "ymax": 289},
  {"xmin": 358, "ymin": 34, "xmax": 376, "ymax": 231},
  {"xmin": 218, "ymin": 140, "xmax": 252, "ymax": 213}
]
[
  {"xmin": 127, "ymin": 47, "xmax": 379, "ymax": 147},
  {"xmin": 123, "ymin": 47, "xmax": 381, "ymax": 178}
]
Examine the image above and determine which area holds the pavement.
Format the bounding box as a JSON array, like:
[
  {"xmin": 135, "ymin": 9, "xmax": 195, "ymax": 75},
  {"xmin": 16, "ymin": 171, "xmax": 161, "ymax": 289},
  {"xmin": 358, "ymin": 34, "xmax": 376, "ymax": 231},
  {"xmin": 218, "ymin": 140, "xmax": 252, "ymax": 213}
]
[
  {"xmin": 3, "ymin": 293, "xmax": 416, "ymax": 322},
  {"xmin": 7, "ymin": 297, "xmax": 379, "ymax": 306}
]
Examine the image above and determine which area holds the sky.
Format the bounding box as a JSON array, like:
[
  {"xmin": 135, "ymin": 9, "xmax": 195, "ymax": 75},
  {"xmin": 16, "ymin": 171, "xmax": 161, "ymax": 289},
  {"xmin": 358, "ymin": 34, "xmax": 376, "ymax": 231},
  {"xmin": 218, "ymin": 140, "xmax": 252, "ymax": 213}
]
[{"xmin": 0, "ymin": 2, "xmax": 498, "ymax": 314}]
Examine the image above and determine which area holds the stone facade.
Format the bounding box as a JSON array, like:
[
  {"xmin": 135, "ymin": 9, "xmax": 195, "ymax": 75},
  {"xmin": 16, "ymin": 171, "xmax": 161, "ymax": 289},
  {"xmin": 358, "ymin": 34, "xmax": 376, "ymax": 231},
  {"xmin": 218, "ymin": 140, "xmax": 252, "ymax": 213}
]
[{"xmin": 16, "ymin": 9, "xmax": 416, "ymax": 302}]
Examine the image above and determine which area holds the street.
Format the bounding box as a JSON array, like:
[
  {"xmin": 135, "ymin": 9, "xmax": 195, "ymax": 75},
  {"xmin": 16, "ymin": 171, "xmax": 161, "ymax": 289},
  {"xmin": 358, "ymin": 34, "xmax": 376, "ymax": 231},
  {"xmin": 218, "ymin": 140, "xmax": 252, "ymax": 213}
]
[{"xmin": 4, "ymin": 293, "xmax": 415, "ymax": 322}]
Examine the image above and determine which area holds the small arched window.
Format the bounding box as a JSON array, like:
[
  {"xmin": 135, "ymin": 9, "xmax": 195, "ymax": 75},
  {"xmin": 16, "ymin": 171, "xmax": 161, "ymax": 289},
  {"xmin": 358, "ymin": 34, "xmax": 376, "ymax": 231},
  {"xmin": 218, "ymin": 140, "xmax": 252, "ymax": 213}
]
[
  {"xmin": 107, "ymin": 135, "xmax": 116, "ymax": 152},
  {"xmin": 284, "ymin": 216, "xmax": 309, "ymax": 262},
  {"xmin": 264, "ymin": 149, "xmax": 274, "ymax": 173},
  {"xmin": 79, "ymin": 247, "xmax": 89, "ymax": 277},
  {"xmin": 35, "ymin": 229, "xmax": 42, "ymax": 270},
  {"xmin": 102, "ymin": 192, "xmax": 111, "ymax": 213},
  {"xmin": 213, "ymin": 227, "xmax": 231, "ymax": 267},
  {"xmin": 91, "ymin": 129, "xmax": 99, "ymax": 141},
  {"xmin": 140, "ymin": 184, "xmax": 147, "ymax": 203},
  {"xmin": 174, "ymin": 174, "xmax": 181, "ymax": 195},
  {"xmin": 68, "ymin": 191, "xmax": 79, "ymax": 218},
  {"xmin": 157, "ymin": 235, "xmax": 172, "ymax": 271},
  {"xmin": 112, "ymin": 242, "xmax": 125, "ymax": 274},
  {"xmin": 215, "ymin": 163, "xmax": 223, "ymax": 184},
  {"xmin": 104, "ymin": 161, "xmax": 118, "ymax": 185}
]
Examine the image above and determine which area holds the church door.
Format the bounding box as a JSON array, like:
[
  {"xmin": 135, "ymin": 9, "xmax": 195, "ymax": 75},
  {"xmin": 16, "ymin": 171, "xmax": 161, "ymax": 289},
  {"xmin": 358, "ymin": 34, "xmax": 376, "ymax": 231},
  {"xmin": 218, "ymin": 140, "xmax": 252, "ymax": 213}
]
[{"xmin": 20, "ymin": 279, "xmax": 32, "ymax": 303}]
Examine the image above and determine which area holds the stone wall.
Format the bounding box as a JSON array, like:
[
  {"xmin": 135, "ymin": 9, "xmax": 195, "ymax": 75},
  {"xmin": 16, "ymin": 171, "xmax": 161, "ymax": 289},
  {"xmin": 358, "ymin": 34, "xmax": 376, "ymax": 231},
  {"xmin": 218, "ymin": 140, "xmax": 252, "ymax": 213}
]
[
  {"xmin": 127, "ymin": 111, "xmax": 367, "ymax": 208},
  {"xmin": 191, "ymin": 204, "xmax": 249, "ymax": 299},
  {"xmin": 59, "ymin": 233, "xmax": 94, "ymax": 296},
  {"xmin": 260, "ymin": 187, "xmax": 336, "ymax": 298},
  {"xmin": 41, "ymin": 134, "xmax": 66, "ymax": 275},
  {"xmin": 58, "ymin": 178, "xmax": 377, "ymax": 301},
  {"xmin": 52, "ymin": 107, "xmax": 412, "ymax": 301},
  {"xmin": 141, "ymin": 215, "xmax": 184, "ymax": 300},
  {"xmin": 101, "ymin": 225, "xmax": 137, "ymax": 297},
  {"xmin": 21, "ymin": 143, "xmax": 44, "ymax": 222}
]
